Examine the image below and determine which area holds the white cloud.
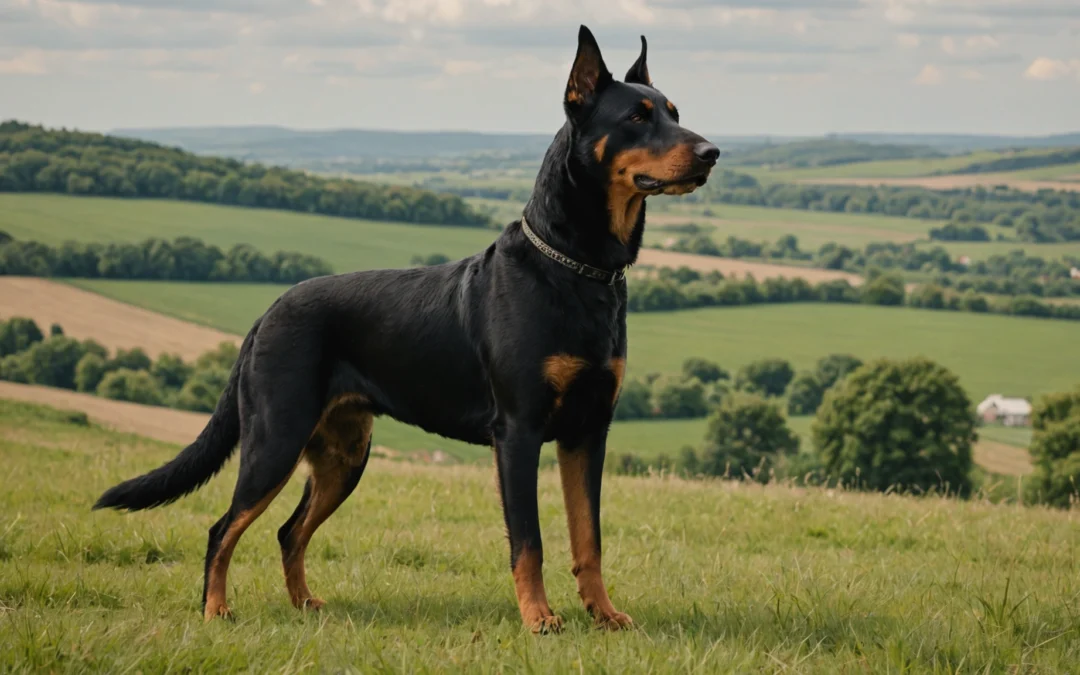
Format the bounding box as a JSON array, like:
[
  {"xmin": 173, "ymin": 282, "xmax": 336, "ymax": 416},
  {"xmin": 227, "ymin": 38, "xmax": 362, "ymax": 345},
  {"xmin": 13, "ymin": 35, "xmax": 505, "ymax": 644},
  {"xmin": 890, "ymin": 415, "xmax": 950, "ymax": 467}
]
[
  {"xmin": 248, "ymin": 81, "xmax": 266, "ymax": 93},
  {"xmin": 913, "ymin": 63, "xmax": 944, "ymax": 85},
  {"xmin": 960, "ymin": 69, "xmax": 984, "ymax": 81},
  {"xmin": 965, "ymin": 35, "xmax": 999, "ymax": 50},
  {"xmin": 1023, "ymin": 57, "xmax": 1079, "ymax": 81},
  {"xmin": 0, "ymin": 50, "xmax": 47, "ymax": 75},
  {"xmin": 895, "ymin": 33, "xmax": 920, "ymax": 48},
  {"xmin": 939, "ymin": 36, "xmax": 955, "ymax": 55}
]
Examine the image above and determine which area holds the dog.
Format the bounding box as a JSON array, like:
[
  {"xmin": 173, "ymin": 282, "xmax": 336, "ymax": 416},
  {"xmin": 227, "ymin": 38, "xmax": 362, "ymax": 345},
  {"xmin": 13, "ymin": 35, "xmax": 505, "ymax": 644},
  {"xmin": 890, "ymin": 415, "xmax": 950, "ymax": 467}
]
[{"xmin": 94, "ymin": 25, "xmax": 717, "ymax": 633}]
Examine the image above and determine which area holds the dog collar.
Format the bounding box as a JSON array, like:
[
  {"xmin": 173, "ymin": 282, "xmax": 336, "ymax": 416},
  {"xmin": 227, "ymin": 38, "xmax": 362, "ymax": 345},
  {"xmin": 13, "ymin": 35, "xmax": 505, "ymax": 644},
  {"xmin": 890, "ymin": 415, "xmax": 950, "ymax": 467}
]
[{"xmin": 520, "ymin": 216, "xmax": 626, "ymax": 286}]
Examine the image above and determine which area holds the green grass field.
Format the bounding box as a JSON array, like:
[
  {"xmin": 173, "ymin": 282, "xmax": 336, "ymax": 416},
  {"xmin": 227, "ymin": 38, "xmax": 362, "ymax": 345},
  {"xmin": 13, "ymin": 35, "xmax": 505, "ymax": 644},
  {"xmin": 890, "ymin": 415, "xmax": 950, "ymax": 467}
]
[
  {"xmin": 917, "ymin": 239, "xmax": 1080, "ymax": 262},
  {"xmin": 736, "ymin": 152, "xmax": 1005, "ymax": 183},
  {"xmin": 66, "ymin": 281, "xmax": 1080, "ymax": 403},
  {"xmin": 2, "ymin": 398, "xmax": 1078, "ymax": 672},
  {"xmin": 0, "ymin": 194, "xmax": 499, "ymax": 274}
]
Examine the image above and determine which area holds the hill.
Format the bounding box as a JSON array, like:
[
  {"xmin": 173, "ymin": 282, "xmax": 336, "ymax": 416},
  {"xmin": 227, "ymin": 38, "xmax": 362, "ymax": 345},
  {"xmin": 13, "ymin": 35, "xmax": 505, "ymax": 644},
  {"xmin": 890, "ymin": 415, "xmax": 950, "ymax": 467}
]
[
  {"xmin": 1, "ymin": 397, "xmax": 1077, "ymax": 671},
  {"xmin": 723, "ymin": 139, "xmax": 945, "ymax": 169},
  {"xmin": 0, "ymin": 120, "xmax": 489, "ymax": 227}
]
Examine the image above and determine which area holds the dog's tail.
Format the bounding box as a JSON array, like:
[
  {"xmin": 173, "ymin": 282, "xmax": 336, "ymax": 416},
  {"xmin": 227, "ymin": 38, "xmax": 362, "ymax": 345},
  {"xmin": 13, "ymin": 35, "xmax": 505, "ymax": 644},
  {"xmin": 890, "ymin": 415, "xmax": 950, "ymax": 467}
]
[{"xmin": 93, "ymin": 322, "xmax": 259, "ymax": 512}]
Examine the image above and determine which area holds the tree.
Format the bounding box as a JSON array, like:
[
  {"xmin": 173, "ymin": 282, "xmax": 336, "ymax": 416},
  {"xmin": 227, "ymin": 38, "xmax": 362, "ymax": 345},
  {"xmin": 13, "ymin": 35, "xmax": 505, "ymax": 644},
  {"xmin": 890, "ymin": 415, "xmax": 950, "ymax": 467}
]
[
  {"xmin": 812, "ymin": 357, "xmax": 975, "ymax": 495},
  {"xmin": 1028, "ymin": 388, "xmax": 1080, "ymax": 508},
  {"xmin": 699, "ymin": 394, "xmax": 798, "ymax": 481},
  {"xmin": 0, "ymin": 317, "xmax": 44, "ymax": 357},
  {"xmin": 74, "ymin": 353, "xmax": 108, "ymax": 393},
  {"xmin": 861, "ymin": 273, "xmax": 906, "ymax": 306},
  {"xmin": 681, "ymin": 357, "xmax": 728, "ymax": 384},
  {"xmin": 815, "ymin": 354, "xmax": 863, "ymax": 389},
  {"xmin": 97, "ymin": 368, "xmax": 165, "ymax": 406},
  {"xmin": 195, "ymin": 342, "xmax": 239, "ymax": 372},
  {"xmin": 735, "ymin": 358, "xmax": 794, "ymax": 398},
  {"xmin": 176, "ymin": 367, "xmax": 230, "ymax": 412},
  {"xmin": 787, "ymin": 371, "xmax": 825, "ymax": 416},
  {"xmin": 108, "ymin": 347, "xmax": 152, "ymax": 372},
  {"xmin": 19, "ymin": 336, "xmax": 89, "ymax": 389},
  {"xmin": 613, "ymin": 379, "xmax": 652, "ymax": 420},
  {"xmin": 151, "ymin": 353, "xmax": 192, "ymax": 390},
  {"xmin": 652, "ymin": 375, "xmax": 709, "ymax": 419},
  {"xmin": 49, "ymin": 323, "xmax": 64, "ymax": 336}
]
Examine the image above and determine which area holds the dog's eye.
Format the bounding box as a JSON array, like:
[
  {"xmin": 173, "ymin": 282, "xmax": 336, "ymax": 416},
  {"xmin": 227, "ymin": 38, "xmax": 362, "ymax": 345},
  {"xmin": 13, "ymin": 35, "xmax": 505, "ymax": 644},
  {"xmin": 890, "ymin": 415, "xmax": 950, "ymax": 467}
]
[{"xmin": 628, "ymin": 111, "xmax": 647, "ymax": 124}]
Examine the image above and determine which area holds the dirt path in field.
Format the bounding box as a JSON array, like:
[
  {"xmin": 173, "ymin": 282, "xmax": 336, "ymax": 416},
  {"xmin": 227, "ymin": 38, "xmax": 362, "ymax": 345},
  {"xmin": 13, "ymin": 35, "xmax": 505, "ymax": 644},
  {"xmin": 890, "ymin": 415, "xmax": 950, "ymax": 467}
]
[
  {"xmin": 0, "ymin": 277, "xmax": 240, "ymax": 360},
  {"xmin": 798, "ymin": 175, "xmax": 1080, "ymax": 193},
  {"xmin": 637, "ymin": 249, "xmax": 865, "ymax": 285},
  {"xmin": 0, "ymin": 380, "xmax": 209, "ymax": 445}
]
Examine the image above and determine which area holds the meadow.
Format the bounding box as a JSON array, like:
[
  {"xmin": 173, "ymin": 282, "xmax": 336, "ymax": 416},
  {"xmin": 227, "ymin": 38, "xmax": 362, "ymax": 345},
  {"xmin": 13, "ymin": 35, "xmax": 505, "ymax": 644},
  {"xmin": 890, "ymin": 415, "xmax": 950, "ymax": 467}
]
[{"xmin": 1, "ymin": 398, "xmax": 1077, "ymax": 672}]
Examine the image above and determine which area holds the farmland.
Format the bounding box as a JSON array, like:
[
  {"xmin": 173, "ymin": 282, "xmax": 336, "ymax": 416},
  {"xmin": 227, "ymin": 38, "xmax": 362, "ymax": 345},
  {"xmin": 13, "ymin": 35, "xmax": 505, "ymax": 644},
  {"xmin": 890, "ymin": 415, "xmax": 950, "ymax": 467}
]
[
  {"xmin": 1, "ymin": 398, "xmax": 1078, "ymax": 672},
  {"xmin": 63, "ymin": 281, "xmax": 1080, "ymax": 403}
]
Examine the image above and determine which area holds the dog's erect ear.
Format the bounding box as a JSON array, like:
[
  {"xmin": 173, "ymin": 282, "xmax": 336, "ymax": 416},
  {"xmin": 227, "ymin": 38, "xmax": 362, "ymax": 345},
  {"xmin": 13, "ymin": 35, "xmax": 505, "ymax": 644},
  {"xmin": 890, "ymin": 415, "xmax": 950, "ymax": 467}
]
[
  {"xmin": 565, "ymin": 25, "xmax": 612, "ymax": 109},
  {"xmin": 624, "ymin": 35, "xmax": 651, "ymax": 86}
]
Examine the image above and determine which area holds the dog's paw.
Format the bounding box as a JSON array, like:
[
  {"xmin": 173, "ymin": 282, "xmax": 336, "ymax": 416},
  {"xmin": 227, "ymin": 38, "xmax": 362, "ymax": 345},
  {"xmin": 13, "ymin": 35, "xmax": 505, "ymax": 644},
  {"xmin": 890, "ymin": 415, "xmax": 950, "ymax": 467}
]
[
  {"xmin": 527, "ymin": 614, "xmax": 564, "ymax": 635},
  {"xmin": 203, "ymin": 601, "xmax": 233, "ymax": 622},
  {"xmin": 594, "ymin": 610, "xmax": 634, "ymax": 631},
  {"xmin": 301, "ymin": 597, "xmax": 326, "ymax": 612}
]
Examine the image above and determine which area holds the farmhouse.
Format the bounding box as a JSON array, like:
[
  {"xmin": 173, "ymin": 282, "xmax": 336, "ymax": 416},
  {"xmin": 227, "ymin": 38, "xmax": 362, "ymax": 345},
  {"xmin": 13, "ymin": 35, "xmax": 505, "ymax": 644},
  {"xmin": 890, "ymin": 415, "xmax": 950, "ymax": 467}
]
[{"xmin": 976, "ymin": 394, "xmax": 1032, "ymax": 427}]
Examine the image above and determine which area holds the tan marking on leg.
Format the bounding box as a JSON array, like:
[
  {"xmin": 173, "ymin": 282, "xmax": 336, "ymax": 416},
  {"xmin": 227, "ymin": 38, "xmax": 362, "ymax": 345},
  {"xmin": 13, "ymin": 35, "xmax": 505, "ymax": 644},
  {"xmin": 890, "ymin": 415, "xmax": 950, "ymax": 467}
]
[
  {"xmin": 557, "ymin": 445, "xmax": 633, "ymax": 630},
  {"xmin": 543, "ymin": 354, "xmax": 588, "ymax": 412},
  {"xmin": 204, "ymin": 472, "xmax": 294, "ymax": 621},
  {"xmin": 282, "ymin": 400, "xmax": 372, "ymax": 610},
  {"xmin": 608, "ymin": 357, "xmax": 626, "ymax": 407},
  {"xmin": 513, "ymin": 544, "xmax": 561, "ymax": 633}
]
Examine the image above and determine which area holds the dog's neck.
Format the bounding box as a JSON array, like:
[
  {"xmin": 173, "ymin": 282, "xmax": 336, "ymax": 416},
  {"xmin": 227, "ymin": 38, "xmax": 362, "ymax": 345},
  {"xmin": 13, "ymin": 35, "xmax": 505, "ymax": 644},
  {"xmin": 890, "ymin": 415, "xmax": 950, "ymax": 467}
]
[{"xmin": 521, "ymin": 124, "xmax": 643, "ymax": 272}]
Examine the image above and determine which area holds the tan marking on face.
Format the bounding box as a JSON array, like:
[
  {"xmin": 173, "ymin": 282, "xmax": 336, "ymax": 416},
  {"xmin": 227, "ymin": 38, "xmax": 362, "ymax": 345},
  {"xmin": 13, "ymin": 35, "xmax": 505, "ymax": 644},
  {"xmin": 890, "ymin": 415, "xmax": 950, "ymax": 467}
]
[
  {"xmin": 606, "ymin": 144, "xmax": 699, "ymax": 244},
  {"xmin": 557, "ymin": 445, "xmax": 632, "ymax": 630},
  {"xmin": 666, "ymin": 100, "xmax": 677, "ymax": 114},
  {"xmin": 609, "ymin": 357, "xmax": 626, "ymax": 407},
  {"xmin": 593, "ymin": 135, "xmax": 608, "ymax": 162},
  {"xmin": 641, "ymin": 98, "xmax": 653, "ymax": 110},
  {"xmin": 566, "ymin": 89, "xmax": 584, "ymax": 104},
  {"xmin": 513, "ymin": 544, "xmax": 560, "ymax": 633},
  {"xmin": 543, "ymin": 354, "xmax": 588, "ymax": 411}
]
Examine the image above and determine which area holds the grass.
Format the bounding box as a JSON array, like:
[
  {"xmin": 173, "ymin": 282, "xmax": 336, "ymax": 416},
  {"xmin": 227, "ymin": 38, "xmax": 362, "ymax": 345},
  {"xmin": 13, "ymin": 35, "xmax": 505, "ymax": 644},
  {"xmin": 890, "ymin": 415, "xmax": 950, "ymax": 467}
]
[
  {"xmin": 2, "ymin": 397, "xmax": 1079, "ymax": 672},
  {"xmin": 736, "ymin": 152, "xmax": 1005, "ymax": 183},
  {"xmin": 67, "ymin": 283, "xmax": 1080, "ymax": 404},
  {"xmin": 0, "ymin": 194, "xmax": 499, "ymax": 274},
  {"xmin": 917, "ymin": 239, "xmax": 1080, "ymax": 262}
]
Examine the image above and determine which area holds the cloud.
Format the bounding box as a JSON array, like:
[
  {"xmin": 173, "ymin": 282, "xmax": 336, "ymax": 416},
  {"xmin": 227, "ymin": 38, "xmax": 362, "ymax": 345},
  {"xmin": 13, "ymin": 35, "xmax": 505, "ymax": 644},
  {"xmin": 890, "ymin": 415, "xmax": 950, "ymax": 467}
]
[
  {"xmin": 248, "ymin": 81, "xmax": 265, "ymax": 94},
  {"xmin": 1024, "ymin": 57, "xmax": 1080, "ymax": 80},
  {"xmin": 0, "ymin": 50, "xmax": 48, "ymax": 75},
  {"xmin": 940, "ymin": 36, "xmax": 955, "ymax": 54},
  {"xmin": 913, "ymin": 63, "xmax": 944, "ymax": 85},
  {"xmin": 895, "ymin": 33, "xmax": 920, "ymax": 48}
]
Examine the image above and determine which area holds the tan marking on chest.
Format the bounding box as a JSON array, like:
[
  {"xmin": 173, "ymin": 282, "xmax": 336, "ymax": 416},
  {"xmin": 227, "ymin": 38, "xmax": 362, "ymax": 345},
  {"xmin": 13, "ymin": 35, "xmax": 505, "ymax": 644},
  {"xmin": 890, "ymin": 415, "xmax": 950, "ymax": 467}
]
[
  {"xmin": 544, "ymin": 354, "xmax": 588, "ymax": 411},
  {"xmin": 608, "ymin": 357, "xmax": 626, "ymax": 406}
]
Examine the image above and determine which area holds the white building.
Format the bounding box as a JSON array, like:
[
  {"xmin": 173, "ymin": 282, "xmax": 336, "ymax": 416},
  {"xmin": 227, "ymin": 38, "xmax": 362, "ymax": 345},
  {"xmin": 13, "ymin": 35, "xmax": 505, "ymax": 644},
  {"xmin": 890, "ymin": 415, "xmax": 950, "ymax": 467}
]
[{"xmin": 976, "ymin": 394, "xmax": 1032, "ymax": 427}]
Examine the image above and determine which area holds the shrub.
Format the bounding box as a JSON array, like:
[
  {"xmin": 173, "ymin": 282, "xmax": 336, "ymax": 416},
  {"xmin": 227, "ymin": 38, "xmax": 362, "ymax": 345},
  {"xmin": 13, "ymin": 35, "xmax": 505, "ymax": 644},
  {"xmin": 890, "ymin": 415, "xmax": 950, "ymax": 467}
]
[
  {"xmin": 151, "ymin": 353, "xmax": 192, "ymax": 390},
  {"xmin": 613, "ymin": 379, "xmax": 652, "ymax": 420},
  {"xmin": 108, "ymin": 347, "xmax": 152, "ymax": 372},
  {"xmin": 0, "ymin": 317, "xmax": 44, "ymax": 357},
  {"xmin": 812, "ymin": 357, "xmax": 975, "ymax": 495},
  {"xmin": 699, "ymin": 394, "xmax": 798, "ymax": 481},
  {"xmin": 787, "ymin": 371, "xmax": 824, "ymax": 416},
  {"xmin": 681, "ymin": 357, "xmax": 728, "ymax": 384},
  {"xmin": 74, "ymin": 353, "xmax": 108, "ymax": 393},
  {"xmin": 735, "ymin": 358, "xmax": 794, "ymax": 398},
  {"xmin": 175, "ymin": 367, "xmax": 230, "ymax": 412},
  {"xmin": 861, "ymin": 273, "xmax": 906, "ymax": 306},
  {"xmin": 1028, "ymin": 388, "xmax": 1080, "ymax": 508},
  {"xmin": 97, "ymin": 368, "xmax": 165, "ymax": 406},
  {"xmin": 652, "ymin": 375, "xmax": 709, "ymax": 419},
  {"xmin": 18, "ymin": 336, "xmax": 89, "ymax": 389}
]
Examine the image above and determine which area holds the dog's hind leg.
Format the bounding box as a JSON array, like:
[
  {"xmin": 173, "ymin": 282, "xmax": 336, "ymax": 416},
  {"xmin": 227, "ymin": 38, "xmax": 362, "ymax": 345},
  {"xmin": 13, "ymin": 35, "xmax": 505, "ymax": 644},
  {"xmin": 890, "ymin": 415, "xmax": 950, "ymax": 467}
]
[
  {"xmin": 202, "ymin": 381, "xmax": 322, "ymax": 621},
  {"xmin": 278, "ymin": 396, "xmax": 373, "ymax": 610}
]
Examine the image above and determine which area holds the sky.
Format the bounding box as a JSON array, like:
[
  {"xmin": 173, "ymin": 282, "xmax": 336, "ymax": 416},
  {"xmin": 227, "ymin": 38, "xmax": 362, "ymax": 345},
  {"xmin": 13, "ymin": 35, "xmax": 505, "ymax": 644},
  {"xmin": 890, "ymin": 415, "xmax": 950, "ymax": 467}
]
[{"xmin": 1, "ymin": 0, "xmax": 1079, "ymax": 136}]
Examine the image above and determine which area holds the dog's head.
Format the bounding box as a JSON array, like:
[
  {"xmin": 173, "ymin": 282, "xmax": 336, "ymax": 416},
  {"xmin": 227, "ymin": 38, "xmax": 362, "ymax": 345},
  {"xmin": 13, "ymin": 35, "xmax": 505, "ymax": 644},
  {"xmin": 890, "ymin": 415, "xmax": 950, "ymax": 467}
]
[{"xmin": 563, "ymin": 26, "xmax": 718, "ymax": 244}]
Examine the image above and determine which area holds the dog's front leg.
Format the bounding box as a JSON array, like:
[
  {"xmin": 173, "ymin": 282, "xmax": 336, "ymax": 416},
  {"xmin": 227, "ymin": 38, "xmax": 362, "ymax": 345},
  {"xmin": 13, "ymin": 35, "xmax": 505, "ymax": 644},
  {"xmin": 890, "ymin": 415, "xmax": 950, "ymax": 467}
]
[
  {"xmin": 494, "ymin": 421, "xmax": 561, "ymax": 633},
  {"xmin": 557, "ymin": 434, "xmax": 633, "ymax": 630}
]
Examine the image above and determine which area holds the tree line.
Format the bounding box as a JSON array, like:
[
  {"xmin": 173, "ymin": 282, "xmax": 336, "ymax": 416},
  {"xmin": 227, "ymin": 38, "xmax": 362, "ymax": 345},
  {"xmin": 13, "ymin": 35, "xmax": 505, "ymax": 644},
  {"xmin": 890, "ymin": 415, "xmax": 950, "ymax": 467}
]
[
  {"xmin": 625, "ymin": 266, "xmax": 1080, "ymax": 321},
  {"xmin": 688, "ymin": 170, "xmax": 1080, "ymax": 242},
  {"xmin": 0, "ymin": 121, "xmax": 491, "ymax": 228},
  {"xmin": 667, "ymin": 233, "xmax": 1080, "ymax": 299},
  {"xmin": 0, "ymin": 234, "xmax": 333, "ymax": 283},
  {"xmin": 0, "ymin": 316, "xmax": 237, "ymax": 413}
]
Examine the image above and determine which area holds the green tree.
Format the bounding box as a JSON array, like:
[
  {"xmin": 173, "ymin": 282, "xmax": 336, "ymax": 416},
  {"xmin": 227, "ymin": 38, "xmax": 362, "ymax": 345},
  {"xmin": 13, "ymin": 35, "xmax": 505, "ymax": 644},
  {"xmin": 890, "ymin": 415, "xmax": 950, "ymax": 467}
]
[
  {"xmin": 97, "ymin": 368, "xmax": 165, "ymax": 406},
  {"xmin": 787, "ymin": 371, "xmax": 825, "ymax": 416},
  {"xmin": 735, "ymin": 358, "xmax": 794, "ymax": 397},
  {"xmin": 49, "ymin": 323, "xmax": 64, "ymax": 336},
  {"xmin": 108, "ymin": 347, "xmax": 152, "ymax": 372},
  {"xmin": 681, "ymin": 357, "xmax": 728, "ymax": 384},
  {"xmin": 74, "ymin": 353, "xmax": 108, "ymax": 393},
  {"xmin": 815, "ymin": 354, "xmax": 863, "ymax": 389},
  {"xmin": 613, "ymin": 379, "xmax": 652, "ymax": 420},
  {"xmin": 19, "ymin": 336, "xmax": 88, "ymax": 389},
  {"xmin": 1028, "ymin": 388, "xmax": 1080, "ymax": 508},
  {"xmin": 700, "ymin": 394, "xmax": 798, "ymax": 481},
  {"xmin": 151, "ymin": 353, "xmax": 192, "ymax": 390},
  {"xmin": 812, "ymin": 357, "xmax": 975, "ymax": 495},
  {"xmin": 176, "ymin": 367, "xmax": 230, "ymax": 412},
  {"xmin": 0, "ymin": 354, "xmax": 29, "ymax": 383},
  {"xmin": 861, "ymin": 273, "xmax": 906, "ymax": 306},
  {"xmin": 195, "ymin": 342, "xmax": 239, "ymax": 372},
  {"xmin": 0, "ymin": 317, "xmax": 44, "ymax": 357},
  {"xmin": 652, "ymin": 375, "xmax": 708, "ymax": 419}
]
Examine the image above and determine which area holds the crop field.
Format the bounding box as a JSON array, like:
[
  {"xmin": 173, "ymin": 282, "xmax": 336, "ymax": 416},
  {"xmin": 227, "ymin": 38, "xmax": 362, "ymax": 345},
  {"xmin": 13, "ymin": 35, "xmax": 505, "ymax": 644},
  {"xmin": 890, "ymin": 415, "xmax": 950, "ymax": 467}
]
[
  {"xmin": 916, "ymin": 239, "xmax": 1080, "ymax": 263},
  {"xmin": 64, "ymin": 281, "xmax": 1080, "ymax": 403},
  {"xmin": 1, "ymin": 398, "xmax": 1077, "ymax": 672},
  {"xmin": 0, "ymin": 194, "xmax": 499, "ymax": 274}
]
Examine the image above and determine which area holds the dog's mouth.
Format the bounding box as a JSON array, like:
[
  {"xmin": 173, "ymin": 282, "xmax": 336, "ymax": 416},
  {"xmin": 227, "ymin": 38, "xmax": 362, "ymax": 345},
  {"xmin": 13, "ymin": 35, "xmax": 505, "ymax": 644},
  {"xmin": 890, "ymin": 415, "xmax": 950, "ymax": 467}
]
[{"xmin": 633, "ymin": 171, "xmax": 710, "ymax": 193}]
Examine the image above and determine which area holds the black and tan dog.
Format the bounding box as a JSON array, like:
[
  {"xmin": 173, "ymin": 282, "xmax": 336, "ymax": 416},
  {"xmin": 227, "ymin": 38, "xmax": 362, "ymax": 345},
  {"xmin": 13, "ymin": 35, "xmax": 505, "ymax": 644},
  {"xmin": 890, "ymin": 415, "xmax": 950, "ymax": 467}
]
[{"xmin": 94, "ymin": 25, "xmax": 717, "ymax": 633}]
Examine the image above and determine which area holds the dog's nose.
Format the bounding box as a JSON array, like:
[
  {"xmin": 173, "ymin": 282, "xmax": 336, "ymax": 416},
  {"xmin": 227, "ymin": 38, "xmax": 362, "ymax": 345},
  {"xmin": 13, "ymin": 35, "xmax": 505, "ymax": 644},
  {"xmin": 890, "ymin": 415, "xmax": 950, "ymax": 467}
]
[{"xmin": 693, "ymin": 142, "xmax": 720, "ymax": 164}]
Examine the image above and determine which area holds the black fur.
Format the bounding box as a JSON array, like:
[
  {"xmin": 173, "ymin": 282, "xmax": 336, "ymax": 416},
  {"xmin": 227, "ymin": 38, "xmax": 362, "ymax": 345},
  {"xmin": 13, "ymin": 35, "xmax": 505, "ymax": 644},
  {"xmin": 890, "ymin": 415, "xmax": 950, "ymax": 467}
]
[{"xmin": 94, "ymin": 25, "xmax": 718, "ymax": 630}]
